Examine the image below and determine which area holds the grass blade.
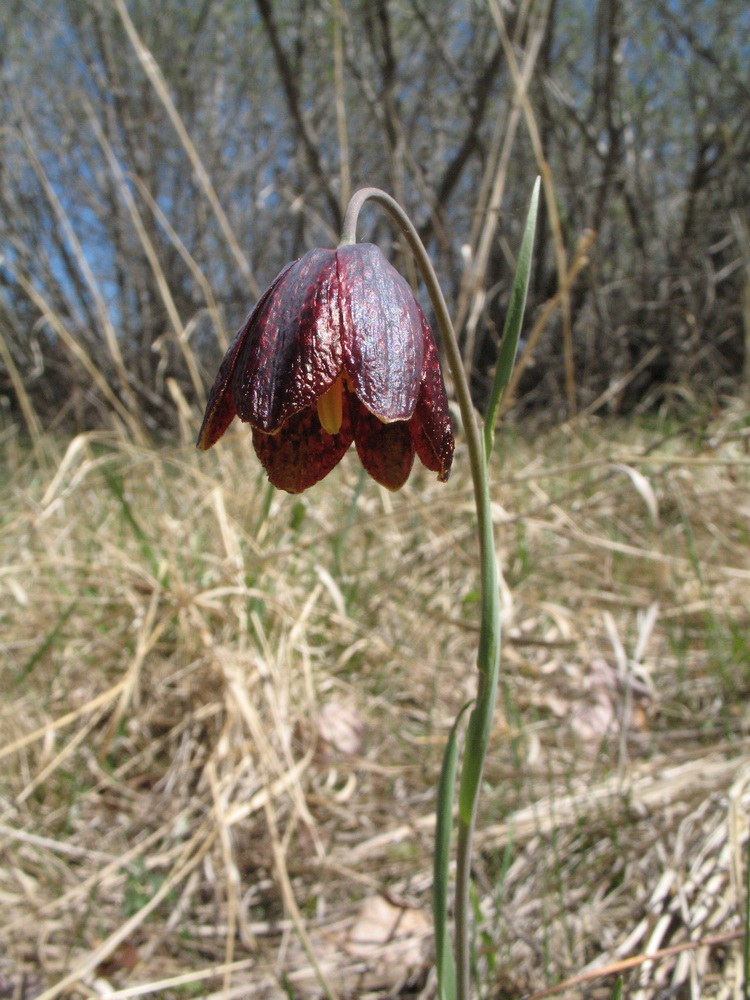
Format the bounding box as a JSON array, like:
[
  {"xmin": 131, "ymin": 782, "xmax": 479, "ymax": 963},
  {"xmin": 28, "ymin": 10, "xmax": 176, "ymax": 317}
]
[
  {"xmin": 102, "ymin": 465, "xmax": 159, "ymax": 578},
  {"xmin": 434, "ymin": 701, "xmax": 472, "ymax": 1000},
  {"xmin": 11, "ymin": 601, "xmax": 77, "ymax": 689},
  {"xmin": 609, "ymin": 976, "xmax": 624, "ymax": 1000},
  {"xmin": 483, "ymin": 176, "xmax": 540, "ymax": 459},
  {"xmin": 744, "ymin": 832, "xmax": 749, "ymax": 1000}
]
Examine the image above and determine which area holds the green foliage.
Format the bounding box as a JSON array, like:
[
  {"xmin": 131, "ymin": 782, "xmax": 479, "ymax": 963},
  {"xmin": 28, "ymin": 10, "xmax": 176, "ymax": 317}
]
[{"xmin": 123, "ymin": 859, "xmax": 173, "ymax": 918}]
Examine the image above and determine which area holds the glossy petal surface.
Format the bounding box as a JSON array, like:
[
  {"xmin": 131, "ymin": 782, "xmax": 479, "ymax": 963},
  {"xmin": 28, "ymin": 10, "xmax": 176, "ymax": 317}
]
[
  {"xmin": 252, "ymin": 397, "xmax": 354, "ymax": 493},
  {"xmin": 353, "ymin": 401, "xmax": 415, "ymax": 491},
  {"xmin": 196, "ymin": 263, "xmax": 293, "ymax": 450},
  {"xmin": 197, "ymin": 241, "xmax": 454, "ymax": 492},
  {"xmin": 338, "ymin": 244, "xmax": 424, "ymax": 422},
  {"xmin": 232, "ymin": 249, "xmax": 343, "ymax": 432},
  {"xmin": 411, "ymin": 317, "xmax": 454, "ymax": 481}
]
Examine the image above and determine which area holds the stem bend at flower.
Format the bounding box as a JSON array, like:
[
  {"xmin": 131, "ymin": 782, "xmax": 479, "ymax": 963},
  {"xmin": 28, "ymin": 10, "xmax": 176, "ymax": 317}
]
[{"xmin": 342, "ymin": 188, "xmax": 502, "ymax": 1000}]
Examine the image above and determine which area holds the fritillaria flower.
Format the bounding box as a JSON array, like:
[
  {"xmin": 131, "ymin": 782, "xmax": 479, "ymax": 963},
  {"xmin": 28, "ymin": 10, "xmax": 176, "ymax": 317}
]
[{"xmin": 197, "ymin": 243, "xmax": 454, "ymax": 493}]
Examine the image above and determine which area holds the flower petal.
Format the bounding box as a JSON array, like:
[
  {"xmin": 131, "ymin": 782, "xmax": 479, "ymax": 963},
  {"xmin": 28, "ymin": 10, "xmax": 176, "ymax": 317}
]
[
  {"xmin": 232, "ymin": 249, "xmax": 343, "ymax": 432},
  {"xmin": 411, "ymin": 317, "xmax": 454, "ymax": 481},
  {"xmin": 353, "ymin": 401, "xmax": 415, "ymax": 491},
  {"xmin": 252, "ymin": 399, "xmax": 354, "ymax": 493},
  {"xmin": 338, "ymin": 244, "xmax": 424, "ymax": 422},
  {"xmin": 196, "ymin": 376, "xmax": 236, "ymax": 452},
  {"xmin": 196, "ymin": 262, "xmax": 294, "ymax": 450}
]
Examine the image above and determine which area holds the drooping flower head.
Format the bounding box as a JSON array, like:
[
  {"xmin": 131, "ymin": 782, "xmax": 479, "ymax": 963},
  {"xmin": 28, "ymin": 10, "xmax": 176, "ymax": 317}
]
[{"xmin": 197, "ymin": 243, "xmax": 454, "ymax": 493}]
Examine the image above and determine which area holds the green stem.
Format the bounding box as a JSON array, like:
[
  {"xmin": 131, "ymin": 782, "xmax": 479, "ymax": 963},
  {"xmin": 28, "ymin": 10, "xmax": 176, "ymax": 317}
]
[
  {"xmin": 340, "ymin": 189, "xmax": 490, "ymax": 548},
  {"xmin": 341, "ymin": 188, "xmax": 501, "ymax": 1000}
]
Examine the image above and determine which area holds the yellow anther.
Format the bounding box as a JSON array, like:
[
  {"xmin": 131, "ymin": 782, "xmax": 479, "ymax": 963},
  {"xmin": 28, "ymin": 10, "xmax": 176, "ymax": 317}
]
[{"xmin": 317, "ymin": 375, "xmax": 344, "ymax": 435}]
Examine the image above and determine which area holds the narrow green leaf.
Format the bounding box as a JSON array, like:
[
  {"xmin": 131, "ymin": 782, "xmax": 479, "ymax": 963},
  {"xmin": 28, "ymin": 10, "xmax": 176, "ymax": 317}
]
[
  {"xmin": 12, "ymin": 600, "xmax": 77, "ymax": 688},
  {"xmin": 483, "ymin": 177, "xmax": 541, "ymax": 459},
  {"xmin": 608, "ymin": 976, "xmax": 624, "ymax": 1000},
  {"xmin": 434, "ymin": 701, "xmax": 472, "ymax": 1000},
  {"xmin": 457, "ymin": 432, "xmax": 500, "ymax": 823},
  {"xmin": 103, "ymin": 465, "xmax": 159, "ymax": 577}
]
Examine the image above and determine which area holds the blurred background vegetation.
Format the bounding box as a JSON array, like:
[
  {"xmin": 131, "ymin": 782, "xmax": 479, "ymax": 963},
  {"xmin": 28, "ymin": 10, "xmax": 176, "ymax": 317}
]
[{"xmin": 2, "ymin": 0, "xmax": 748, "ymax": 440}]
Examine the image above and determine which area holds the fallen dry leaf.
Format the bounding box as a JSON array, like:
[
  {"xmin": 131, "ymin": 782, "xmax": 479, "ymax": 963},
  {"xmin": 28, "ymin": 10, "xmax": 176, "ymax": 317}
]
[{"xmin": 316, "ymin": 700, "xmax": 366, "ymax": 757}]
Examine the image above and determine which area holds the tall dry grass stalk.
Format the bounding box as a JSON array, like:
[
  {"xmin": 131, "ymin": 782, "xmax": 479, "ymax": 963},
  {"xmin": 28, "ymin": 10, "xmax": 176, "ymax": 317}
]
[
  {"xmin": 486, "ymin": 0, "xmax": 579, "ymax": 416},
  {"xmin": 112, "ymin": 0, "xmax": 260, "ymax": 300}
]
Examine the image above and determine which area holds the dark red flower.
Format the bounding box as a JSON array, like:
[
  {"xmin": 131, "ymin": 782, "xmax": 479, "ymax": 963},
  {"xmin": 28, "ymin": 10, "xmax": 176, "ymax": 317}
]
[{"xmin": 197, "ymin": 243, "xmax": 454, "ymax": 493}]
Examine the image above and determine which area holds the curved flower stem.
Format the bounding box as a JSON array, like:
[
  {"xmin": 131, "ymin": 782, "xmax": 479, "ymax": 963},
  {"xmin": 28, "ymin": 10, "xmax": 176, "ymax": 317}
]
[
  {"xmin": 342, "ymin": 188, "xmax": 500, "ymax": 1000},
  {"xmin": 340, "ymin": 189, "xmax": 491, "ymax": 560}
]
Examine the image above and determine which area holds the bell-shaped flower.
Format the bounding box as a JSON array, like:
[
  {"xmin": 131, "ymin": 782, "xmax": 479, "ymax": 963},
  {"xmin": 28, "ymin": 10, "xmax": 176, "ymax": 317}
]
[{"xmin": 197, "ymin": 243, "xmax": 454, "ymax": 493}]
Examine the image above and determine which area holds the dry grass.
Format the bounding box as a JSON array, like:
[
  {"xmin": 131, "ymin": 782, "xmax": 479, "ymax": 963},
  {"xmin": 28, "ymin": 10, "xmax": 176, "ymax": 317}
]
[{"xmin": 1, "ymin": 403, "xmax": 749, "ymax": 1000}]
